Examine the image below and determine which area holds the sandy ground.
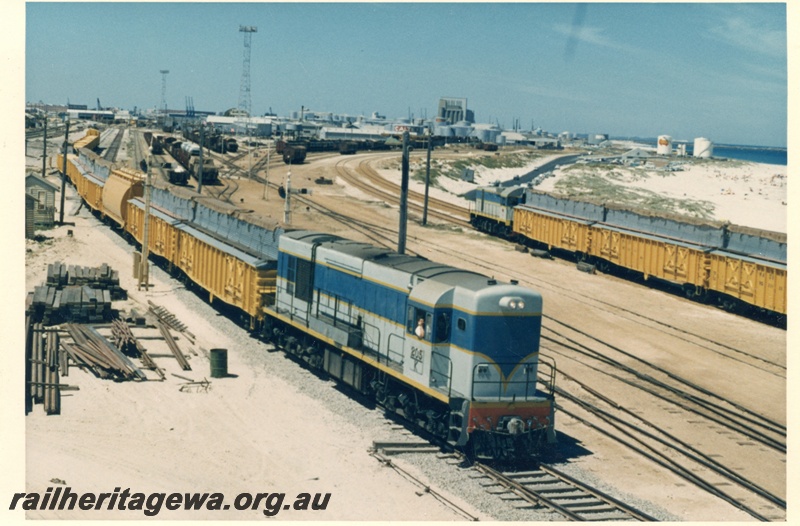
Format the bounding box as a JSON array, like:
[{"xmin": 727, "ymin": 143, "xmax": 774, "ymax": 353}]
[
  {"xmin": 12, "ymin": 137, "xmax": 789, "ymax": 522},
  {"xmin": 19, "ymin": 189, "xmax": 483, "ymax": 521}
]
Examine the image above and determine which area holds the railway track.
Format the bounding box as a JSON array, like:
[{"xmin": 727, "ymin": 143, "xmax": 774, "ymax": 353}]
[
  {"xmin": 371, "ymin": 442, "xmax": 656, "ymax": 521},
  {"xmin": 291, "ymin": 157, "xmax": 785, "ymax": 520},
  {"xmin": 207, "ymin": 146, "xmax": 274, "ymax": 202},
  {"xmin": 472, "ymin": 462, "xmax": 657, "ymax": 521},
  {"xmin": 333, "ymin": 157, "xmax": 471, "ymax": 228},
  {"xmin": 355, "ymin": 157, "xmax": 471, "ymax": 220},
  {"xmin": 102, "ymin": 127, "xmax": 124, "ymax": 162}
]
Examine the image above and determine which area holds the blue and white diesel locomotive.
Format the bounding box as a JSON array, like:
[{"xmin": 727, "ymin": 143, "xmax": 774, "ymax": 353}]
[{"xmin": 264, "ymin": 231, "xmax": 557, "ymax": 460}]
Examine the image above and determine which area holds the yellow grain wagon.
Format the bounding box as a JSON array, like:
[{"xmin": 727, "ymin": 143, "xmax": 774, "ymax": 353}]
[
  {"xmin": 174, "ymin": 223, "xmax": 276, "ymax": 325},
  {"xmin": 513, "ymin": 206, "xmax": 593, "ymax": 254},
  {"xmin": 706, "ymin": 253, "xmax": 787, "ymax": 314},
  {"xmin": 126, "ymin": 199, "xmax": 181, "ymax": 267},
  {"xmin": 588, "ymin": 226, "xmax": 708, "ymax": 287}
]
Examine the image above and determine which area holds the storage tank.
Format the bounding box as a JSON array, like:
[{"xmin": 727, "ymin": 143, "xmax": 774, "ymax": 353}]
[
  {"xmin": 435, "ymin": 125, "xmax": 454, "ymax": 137},
  {"xmin": 452, "ymin": 120, "xmax": 472, "ymax": 137},
  {"xmin": 472, "ymin": 129, "xmax": 490, "ymax": 142},
  {"xmin": 693, "ymin": 137, "xmax": 714, "ymax": 158},
  {"xmin": 656, "ymin": 135, "xmax": 672, "ymax": 155}
]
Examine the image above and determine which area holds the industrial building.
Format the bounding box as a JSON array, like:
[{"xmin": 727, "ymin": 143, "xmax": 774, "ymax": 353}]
[{"xmin": 437, "ymin": 97, "xmax": 474, "ymax": 124}]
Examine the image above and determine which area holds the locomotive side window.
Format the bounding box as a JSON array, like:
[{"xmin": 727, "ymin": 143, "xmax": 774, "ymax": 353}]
[
  {"xmin": 407, "ymin": 307, "xmax": 432, "ymax": 341},
  {"xmin": 286, "ymin": 256, "xmax": 296, "ymax": 296},
  {"xmin": 295, "ymin": 258, "xmax": 313, "ymax": 302},
  {"xmin": 457, "ymin": 317, "xmax": 466, "ymax": 331},
  {"xmin": 285, "ymin": 256, "xmax": 312, "ymax": 301},
  {"xmin": 434, "ymin": 313, "xmax": 450, "ymax": 343}
]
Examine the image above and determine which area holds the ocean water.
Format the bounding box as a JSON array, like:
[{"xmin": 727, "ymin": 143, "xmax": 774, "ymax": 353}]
[
  {"xmin": 707, "ymin": 145, "xmax": 787, "ymax": 166},
  {"xmin": 631, "ymin": 138, "xmax": 787, "ymax": 166}
]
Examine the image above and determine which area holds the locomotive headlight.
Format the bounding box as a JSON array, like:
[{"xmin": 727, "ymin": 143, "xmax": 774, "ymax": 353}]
[
  {"xmin": 507, "ymin": 417, "xmax": 525, "ymax": 435},
  {"xmin": 499, "ymin": 296, "xmax": 526, "ymax": 310}
]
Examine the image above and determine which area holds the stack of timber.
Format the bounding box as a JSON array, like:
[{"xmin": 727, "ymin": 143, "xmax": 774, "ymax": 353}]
[
  {"xmin": 27, "ymin": 262, "xmax": 127, "ymax": 324},
  {"xmin": 62, "ymin": 323, "xmax": 147, "ymax": 381},
  {"xmin": 46, "ymin": 262, "xmax": 127, "ymax": 300}
]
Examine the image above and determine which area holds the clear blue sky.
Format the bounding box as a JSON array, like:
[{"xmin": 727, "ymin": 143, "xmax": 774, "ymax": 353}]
[{"xmin": 24, "ymin": 2, "xmax": 788, "ymax": 147}]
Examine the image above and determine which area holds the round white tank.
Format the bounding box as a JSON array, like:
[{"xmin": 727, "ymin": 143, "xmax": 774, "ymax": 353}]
[
  {"xmin": 693, "ymin": 137, "xmax": 714, "ymax": 158},
  {"xmin": 657, "ymin": 135, "xmax": 672, "ymax": 155},
  {"xmin": 472, "ymin": 129, "xmax": 490, "ymax": 142},
  {"xmin": 435, "ymin": 125, "xmax": 454, "ymax": 137}
]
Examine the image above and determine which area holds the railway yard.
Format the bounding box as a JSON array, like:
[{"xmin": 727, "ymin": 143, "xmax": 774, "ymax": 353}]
[{"xmin": 19, "ymin": 125, "xmax": 788, "ymax": 520}]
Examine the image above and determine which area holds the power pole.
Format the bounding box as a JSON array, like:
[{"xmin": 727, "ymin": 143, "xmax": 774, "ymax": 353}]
[
  {"xmin": 283, "ymin": 168, "xmax": 292, "ymax": 224},
  {"xmin": 41, "ymin": 117, "xmax": 48, "ymax": 177},
  {"xmin": 139, "ymin": 156, "xmax": 152, "ymax": 291},
  {"xmin": 422, "ymin": 128, "xmax": 432, "ymax": 226},
  {"xmin": 398, "ymin": 131, "xmax": 409, "ymax": 254},
  {"xmin": 58, "ymin": 119, "xmax": 70, "ymax": 225},
  {"xmin": 263, "ymin": 143, "xmax": 271, "ymax": 200},
  {"xmin": 197, "ymin": 125, "xmax": 204, "ymax": 195}
]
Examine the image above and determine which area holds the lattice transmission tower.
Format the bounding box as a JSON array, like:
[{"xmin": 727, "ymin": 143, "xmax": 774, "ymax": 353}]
[
  {"xmin": 159, "ymin": 69, "xmax": 169, "ymax": 122},
  {"xmin": 238, "ymin": 26, "xmax": 257, "ymax": 119}
]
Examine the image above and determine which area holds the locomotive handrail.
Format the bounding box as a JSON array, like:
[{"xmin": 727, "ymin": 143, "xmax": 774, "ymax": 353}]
[
  {"xmin": 430, "ymin": 350, "xmax": 453, "ymax": 397},
  {"xmin": 386, "ymin": 334, "xmax": 405, "ymax": 366},
  {"xmin": 536, "ymin": 354, "xmax": 557, "ymax": 398},
  {"xmin": 470, "ymin": 362, "xmax": 539, "ymax": 401}
]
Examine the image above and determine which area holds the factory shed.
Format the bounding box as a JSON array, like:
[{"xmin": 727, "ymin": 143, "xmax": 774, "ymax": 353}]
[
  {"xmin": 25, "ymin": 173, "xmax": 59, "ymax": 229},
  {"xmin": 621, "ymin": 148, "xmax": 653, "ymax": 164}
]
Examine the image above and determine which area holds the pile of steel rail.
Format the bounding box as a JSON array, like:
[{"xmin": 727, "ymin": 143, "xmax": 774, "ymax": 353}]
[
  {"xmin": 148, "ymin": 301, "xmax": 195, "ymax": 344},
  {"xmin": 156, "ymin": 319, "xmax": 191, "ymax": 371},
  {"xmin": 61, "ymin": 323, "xmax": 147, "ymax": 381},
  {"xmin": 111, "ymin": 318, "xmax": 165, "ymax": 379}
]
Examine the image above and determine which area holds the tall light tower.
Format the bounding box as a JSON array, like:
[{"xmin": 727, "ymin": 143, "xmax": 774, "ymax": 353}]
[
  {"xmin": 159, "ymin": 69, "xmax": 169, "ymax": 125},
  {"xmin": 238, "ymin": 26, "xmax": 257, "ymax": 179}
]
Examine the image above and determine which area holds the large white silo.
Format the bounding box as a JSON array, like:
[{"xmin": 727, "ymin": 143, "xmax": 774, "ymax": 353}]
[
  {"xmin": 656, "ymin": 135, "xmax": 672, "ymax": 155},
  {"xmin": 693, "ymin": 137, "xmax": 714, "ymax": 158}
]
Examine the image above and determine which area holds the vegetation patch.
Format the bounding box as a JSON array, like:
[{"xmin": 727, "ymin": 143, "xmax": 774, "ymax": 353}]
[
  {"xmin": 405, "ymin": 150, "xmax": 545, "ymax": 187},
  {"xmin": 551, "ymin": 172, "xmax": 715, "ymax": 219}
]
